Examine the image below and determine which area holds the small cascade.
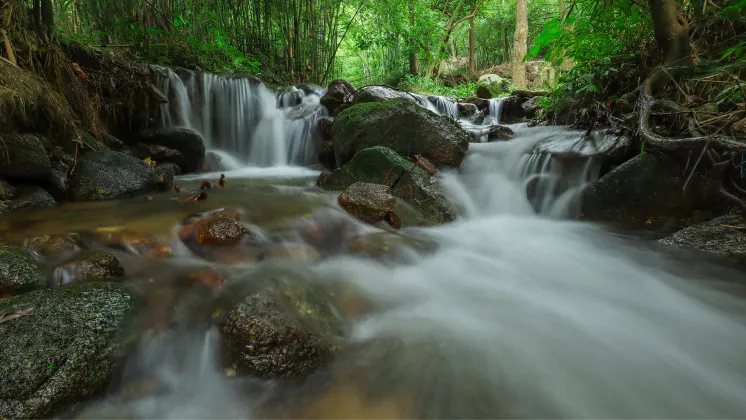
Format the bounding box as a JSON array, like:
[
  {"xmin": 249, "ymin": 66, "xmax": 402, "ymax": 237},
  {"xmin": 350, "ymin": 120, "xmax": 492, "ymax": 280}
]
[
  {"xmin": 488, "ymin": 97, "xmax": 505, "ymax": 125},
  {"xmin": 154, "ymin": 67, "xmax": 327, "ymax": 167},
  {"xmin": 425, "ymin": 96, "xmax": 460, "ymax": 119}
]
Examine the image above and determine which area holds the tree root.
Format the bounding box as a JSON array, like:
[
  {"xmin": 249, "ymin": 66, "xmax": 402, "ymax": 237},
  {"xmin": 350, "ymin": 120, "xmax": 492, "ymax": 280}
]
[{"xmin": 638, "ymin": 89, "xmax": 746, "ymax": 152}]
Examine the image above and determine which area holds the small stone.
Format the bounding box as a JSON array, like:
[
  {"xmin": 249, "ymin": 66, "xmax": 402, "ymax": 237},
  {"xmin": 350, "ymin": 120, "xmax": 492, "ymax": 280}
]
[
  {"xmin": 24, "ymin": 235, "xmax": 81, "ymax": 260},
  {"xmin": 338, "ymin": 182, "xmax": 396, "ymax": 223},
  {"xmin": 196, "ymin": 218, "xmax": 249, "ymax": 245}
]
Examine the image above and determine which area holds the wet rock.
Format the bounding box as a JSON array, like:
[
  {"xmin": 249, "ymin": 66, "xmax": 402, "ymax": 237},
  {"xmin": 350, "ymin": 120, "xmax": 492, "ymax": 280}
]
[
  {"xmin": 157, "ymin": 162, "xmax": 181, "ymax": 176},
  {"xmin": 277, "ymin": 89, "xmax": 304, "ymax": 108},
  {"xmin": 521, "ymin": 96, "xmax": 541, "ymax": 118},
  {"xmin": 345, "ymin": 231, "xmax": 439, "ymax": 263},
  {"xmin": 319, "ymin": 147, "xmax": 457, "ymax": 226},
  {"xmin": 0, "ymin": 245, "xmax": 46, "ymax": 295},
  {"xmin": 103, "ymin": 134, "xmax": 128, "ymax": 152},
  {"xmin": 499, "ymin": 95, "xmax": 528, "ymax": 124},
  {"xmin": 332, "ymin": 98, "xmax": 470, "ymax": 169},
  {"xmin": 204, "ymin": 151, "xmax": 224, "ymax": 172},
  {"xmin": 134, "ymin": 143, "xmax": 186, "ymax": 167},
  {"xmin": 316, "ymin": 117, "xmax": 335, "ymax": 141},
  {"xmin": 194, "ymin": 218, "xmax": 250, "ymax": 245},
  {"xmin": 155, "ymin": 164, "xmax": 175, "ymax": 192},
  {"xmin": 487, "ymin": 125, "xmax": 515, "ymax": 142},
  {"xmin": 68, "ymin": 150, "xmax": 159, "ymax": 201},
  {"xmin": 261, "ymin": 243, "xmax": 322, "ymax": 262},
  {"xmin": 659, "ymin": 215, "xmax": 746, "ymax": 258},
  {"xmin": 46, "ymin": 162, "xmax": 70, "ymax": 201},
  {"xmin": 285, "ymin": 209, "xmax": 370, "ymax": 256},
  {"xmin": 0, "ymin": 283, "xmax": 139, "ymax": 418},
  {"xmin": 459, "ymin": 97, "xmax": 490, "ymax": 111},
  {"xmin": 6, "ymin": 186, "xmax": 56, "ymax": 210},
  {"xmin": 338, "ymin": 183, "xmax": 396, "ymax": 223},
  {"xmin": 580, "ymin": 153, "xmax": 718, "ymax": 230},
  {"xmin": 298, "ymin": 83, "xmax": 325, "ymax": 96},
  {"xmin": 352, "ymin": 86, "xmax": 419, "ymax": 105},
  {"xmin": 133, "ymin": 128, "xmax": 206, "ymax": 173},
  {"xmin": 24, "ymin": 235, "xmax": 81, "ymax": 261},
  {"xmin": 75, "ymin": 131, "xmax": 108, "ymax": 156},
  {"xmin": 218, "ymin": 268, "xmax": 345, "ymax": 379},
  {"xmin": 56, "ymin": 251, "xmax": 125, "ymax": 285},
  {"xmin": 320, "ymin": 80, "xmax": 355, "ymax": 116},
  {"xmin": 457, "ymin": 103, "xmax": 478, "ymax": 118},
  {"xmin": 476, "ymin": 74, "xmax": 510, "ymax": 99},
  {"xmin": 0, "ymin": 133, "xmax": 52, "ymax": 180},
  {"xmin": 0, "ymin": 180, "xmax": 15, "ymax": 200}
]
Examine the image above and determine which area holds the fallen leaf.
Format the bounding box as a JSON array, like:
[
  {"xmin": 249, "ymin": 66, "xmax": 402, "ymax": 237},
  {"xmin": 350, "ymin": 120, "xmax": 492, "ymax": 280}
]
[
  {"xmin": 0, "ymin": 308, "xmax": 34, "ymax": 324},
  {"xmin": 178, "ymin": 192, "xmax": 208, "ymax": 202}
]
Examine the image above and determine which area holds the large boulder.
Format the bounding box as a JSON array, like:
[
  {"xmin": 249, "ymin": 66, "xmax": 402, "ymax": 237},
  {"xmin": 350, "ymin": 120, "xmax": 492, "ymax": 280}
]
[
  {"xmin": 351, "ymin": 86, "xmax": 420, "ymax": 105},
  {"xmin": 218, "ymin": 267, "xmax": 345, "ymax": 379},
  {"xmin": 320, "ymin": 80, "xmax": 355, "ymax": 116},
  {"xmin": 0, "ymin": 245, "xmax": 46, "ymax": 295},
  {"xmin": 332, "ymin": 98, "xmax": 470, "ymax": 169},
  {"xmin": 319, "ymin": 147, "xmax": 457, "ymax": 226},
  {"xmin": 133, "ymin": 143, "xmax": 186, "ymax": 167},
  {"xmin": 476, "ymin": 74, "xmax": 511, "ymax": 99},
  {"xmin": 133, "ymin": 128, "xmax": 206, "ymax": 173},
  {"xmin": 338, "ymin": 182, "xmax": 396, "ymax": 223},
  {"xmin": 68, "ymin": 150, "xmax": 159, "ymax": 202},
  {"xmin": 0, "ymin": 283, "xmax": 139, "ymax": 418},
  {"xmin": 0, "ymin": 134, "xmax": 52, "ymax": 180},
  {"xmin": 659, "ymin": 215, "xmax": 746, "ymax": 259},
  {"xmin": 580, "ymin": 153, "xmax": 718, "ymax": 230}
]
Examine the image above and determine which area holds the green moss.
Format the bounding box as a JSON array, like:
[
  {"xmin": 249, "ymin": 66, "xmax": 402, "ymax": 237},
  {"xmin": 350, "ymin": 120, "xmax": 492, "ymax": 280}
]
[{"xmin": 0, "ymin": 245, "xmax": 46, "ymax": 294}]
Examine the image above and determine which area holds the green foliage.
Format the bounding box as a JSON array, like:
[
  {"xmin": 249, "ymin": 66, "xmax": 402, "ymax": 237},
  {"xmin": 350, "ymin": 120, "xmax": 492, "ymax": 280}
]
[{"xmin": 398, "ymin": 74, "xmax": 477, "ymax": 98}]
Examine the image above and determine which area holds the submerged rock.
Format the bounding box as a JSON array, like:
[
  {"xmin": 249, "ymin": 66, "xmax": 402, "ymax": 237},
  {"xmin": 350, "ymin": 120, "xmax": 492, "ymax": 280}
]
[
  {"xmin": 487, "ymin": 125, "xmax": 515, "ymax": 142},
  {"xmin": 6, "ymin": 186, "xmax": 56, "ymax": 210},
  {"xmin": 0, "ymin": 134, "xmax": 52, "ymax": 180},
  {"xmin": 338, "ymin": 182, "xmax": 396, "ymax": 224},
  {"xmin": 345, "ymin": 230, "xmax": 439, "ymax": 263},
  {"xmin": 320, "ymin": 79, "xmax": 355, "ymax": 116},
  {"xmin": 134, "ymin": 128, "xmax": 206, "ymax": 173},
  {"xmin": 24, "ymin": 235, "xmax": 81, "ymax": 261},
  {"xmin": 0, "ymin": 283, "xmax": 139, "ymax": 418},
  {"xmin": 68, "ymin": 150, "xmax": 159, "ymax": 201},
  {"xmin": 476, "ymin": 74, "xmax": 510, "ymax": 99},
  {"xmin": 319, "ymin": 147, "xmax": 456, "ymax": 226},
  {"xmin": 580, "ymin": 153, "xmax": 718, "ymax": 230},
  {"xmin": 261, "ymin": 243, "xmax": 322, "ymax": 262},
  {"xmin": 0, "ymin": 245, "xmax": 46, "ymax": 295},
  {"xmin": 659, "ymin": 215, "xmax": 746, "ymax": 258},
  {"xmin": 56, "ymin": 251, "xmax": 125, "ymax": 285},
  {"xmin": 218, "ymin": 268, "xmax": 346, "ymax": 379},
  {"xmin": 195, "ymin": 218, "xmax": 250, "ymax": 245},
  {"xmin": 332, "ymin": 98, "xmax": 470, "ymax": 169}
]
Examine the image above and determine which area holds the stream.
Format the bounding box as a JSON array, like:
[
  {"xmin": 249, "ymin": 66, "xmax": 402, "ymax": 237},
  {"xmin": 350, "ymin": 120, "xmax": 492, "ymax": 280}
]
[{"xmin": 6, "ymin": 70, "xmax": 746, "ymax": 418}]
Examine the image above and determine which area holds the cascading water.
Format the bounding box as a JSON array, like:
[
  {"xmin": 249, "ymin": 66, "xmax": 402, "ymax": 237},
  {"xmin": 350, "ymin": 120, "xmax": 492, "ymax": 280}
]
[
  {"xmin": 154, "ymin": 67, "xmax": 327, "ymax": 168},
  {"xmin": 76, "ymin": 116, "xmax": 746, "ymax": 418},
  {"xmin": 488, "ymin": 97, "xmax": 505, "ymax": 125}
]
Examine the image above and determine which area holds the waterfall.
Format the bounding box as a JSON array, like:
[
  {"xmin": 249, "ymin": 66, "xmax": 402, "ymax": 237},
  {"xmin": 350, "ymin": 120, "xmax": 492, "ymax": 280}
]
[
  {"xmin": 154, "ymin": 67, "xmax": 328, "ymax": 167},
  {"xmin": 488, "ymin": 97, "xmax": 505, "ymax": 125}
]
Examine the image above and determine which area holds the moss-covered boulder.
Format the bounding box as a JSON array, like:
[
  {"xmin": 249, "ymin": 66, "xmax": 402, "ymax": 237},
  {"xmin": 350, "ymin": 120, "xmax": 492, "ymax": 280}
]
[
  {"xmin": 0, "ymin": 245, "xmax": 46, "ymax": 295},
  {"xmin": 338, "ymin": 182, "xmax": 396, "ymax": 223},
  {"xmin": 56, "ymin": 251, "xmax": 125, "ymax": 285},
  {"xmin": 0, "ymin": 134, "xmax": 52, "ymax": 180},
  {"xmin": 659, "ymin": 215, "xmax": 746, "ymax": 258},
  {"xmin": 351, "ymin": 86, "xmax": 419, "ymax": 104},
  {"xmin": 218, "ymin": 267, "xmax": 346, "ymax": 379},
  {"xmin": 476, "ymin": 74, "xmax": 510, "ymax": 99},
  {"xmin": 5, "ymin": 186, "xmax": 56, "ymax": 211},
  {"xmin": 580, "ymin": 153, "xmax": 718, "ymax": 230},
  {"xmin": 133, "ymin": 128, "xmax": 205, "ymax": 173},
  {"xmin": 0, "ymin": 283, "xmax": 139, "ymax": 418},
  {"xmin": 319, "ymin": 147, "xmax": 457, "ymax": 226},
  {"xmin": 68, "ymin": 150, "xmax": 159, "ymax": 202},
  {"xmin": 332, "ymin": 98, "xmax": 470, "ymax": 169}
]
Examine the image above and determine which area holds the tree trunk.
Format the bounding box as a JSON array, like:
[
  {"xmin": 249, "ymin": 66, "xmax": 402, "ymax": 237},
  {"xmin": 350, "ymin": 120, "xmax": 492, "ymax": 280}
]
[
  {"xmin": 645, "ymin": 0, "xmax": 693, "ymax": 94},
  {"xmin": 503, "ymin": 26, "xmax": 510, "ymax": 64},
  {"xmin": 408, "ymin": 1, "xmax": 419, "ymax": 75},
  {"xmin": 558, "ymin": 0, "xmax": 574, "ymax": 71},
  {"xmin": 469, "ymin": 16, "xmax": 475, "ymax": 74},
  {"xmin": 512, "ymin": 0, "xmax": 528, "ymax": 88}
]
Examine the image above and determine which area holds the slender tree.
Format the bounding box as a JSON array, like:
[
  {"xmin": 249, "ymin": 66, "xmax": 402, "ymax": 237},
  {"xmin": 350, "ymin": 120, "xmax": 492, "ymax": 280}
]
[{"xmin": 513, "ymin": 0, "xmax": 528, "ymax": 88}]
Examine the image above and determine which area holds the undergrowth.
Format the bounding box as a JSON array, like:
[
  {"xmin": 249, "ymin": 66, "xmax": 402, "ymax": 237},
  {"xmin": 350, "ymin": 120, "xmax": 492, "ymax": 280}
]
[{"xmin": 398, "ymin": 74, "xmax": 477, "ymax": 98}]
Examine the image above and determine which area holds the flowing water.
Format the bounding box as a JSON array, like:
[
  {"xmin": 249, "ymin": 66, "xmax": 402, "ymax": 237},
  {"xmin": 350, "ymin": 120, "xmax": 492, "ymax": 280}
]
[{"xmin": 6, "ymin": 74, "xmax": 746, "ymax": 418}]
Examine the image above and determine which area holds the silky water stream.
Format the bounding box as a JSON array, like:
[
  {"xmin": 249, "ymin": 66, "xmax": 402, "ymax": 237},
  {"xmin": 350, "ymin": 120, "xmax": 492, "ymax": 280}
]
[{"xmin": 3, "ymin": 76, "xmax": 746, "ymax": 418}]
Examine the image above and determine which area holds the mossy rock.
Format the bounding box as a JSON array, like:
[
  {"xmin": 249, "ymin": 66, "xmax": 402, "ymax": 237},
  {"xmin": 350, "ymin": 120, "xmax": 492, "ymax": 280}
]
[
  {"xmin": 476, "ymin": 74, "xmax": 511, "ymax": 99},
  {"xmin": 319, "ymin": 147, "xmax": 456, "ymax": 226},
  {"xmin": 659, "ymin": 215, "xmax": 746, "ymax": 258},
  {"xmin": 0, "ymin": 245, "xmax": 47, "ymax": 295},
  {"xmin": 6, "ymin": 186, "xmax": 56, "ymax": 211},
  {"xmin": 68, "ymin": 150, "xmax": 159, "ymax": 202},
  {"xmin": 218, "ymin": 266, "xmax": 347, "ymax": 379},
  {"xmin": 332, "ymin": 98, "xmax": 470, "ymax": 169},
  {"xmin": 0, "ymin": 180, "xmax": 15, "ymax": 200},
  {"xmin": 56, "ymin": 251, "xmax": 125, "ymax": 284},
  {"xmin": 0, "ymin": 283, "xmax": 139, "ymax": 418},
  {"xmin": 0, "ymin": 134, "xmax": 52, "ymax": 180}
]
